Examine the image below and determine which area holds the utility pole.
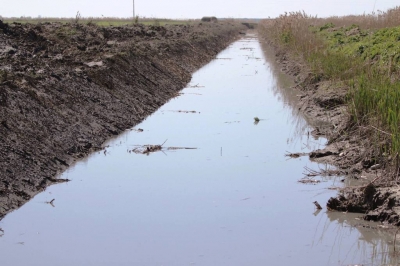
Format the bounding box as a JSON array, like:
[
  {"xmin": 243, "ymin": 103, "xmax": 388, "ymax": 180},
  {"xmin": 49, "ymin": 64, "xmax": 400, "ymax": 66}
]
[{"xmin": 133, "ymin": 0, "xmax": 135, "ymax": 18}]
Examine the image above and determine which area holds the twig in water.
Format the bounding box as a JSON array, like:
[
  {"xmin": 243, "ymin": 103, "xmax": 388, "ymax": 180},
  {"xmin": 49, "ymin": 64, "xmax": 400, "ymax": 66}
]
[
  {"xmin": 298, "ymin": 177, "xmax": 320, "ymax": 184},
  {"xmin": 285, "ymin": 151, "xmax": 308, "ymax": 158},
  {"xmin": 46, "ymin": 199, "xmax": 55, "ymax": 207},
  {"xmin": 395, "ymin": 227, "xmax": 400, "ymax": 253},
  {"xmin": 188, "ymin": 83, "xmax": 205, "ymax": 88},
  {"xmin": 303, "ymin": 166, "xmax": 320, "ymax": 177},
  {"xmin": 313, "ymin": 201, "xmax": 323, "ymax": 210},
  {"xmin": 161, "ymin": 139, "xmax": 168, "ymax": 147}
]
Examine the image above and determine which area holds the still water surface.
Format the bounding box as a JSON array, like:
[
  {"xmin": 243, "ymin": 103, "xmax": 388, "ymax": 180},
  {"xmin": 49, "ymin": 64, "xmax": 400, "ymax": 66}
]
[{"xmin": 0, "ymin": 34, "xmax": 398, "ymax": 266}]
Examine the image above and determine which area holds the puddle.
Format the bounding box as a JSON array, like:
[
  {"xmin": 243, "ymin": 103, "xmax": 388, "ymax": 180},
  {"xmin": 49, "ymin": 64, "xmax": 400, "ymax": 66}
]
[{"xmin": 0, "ymin": 33, "xmax": 399, "ymax": 265}]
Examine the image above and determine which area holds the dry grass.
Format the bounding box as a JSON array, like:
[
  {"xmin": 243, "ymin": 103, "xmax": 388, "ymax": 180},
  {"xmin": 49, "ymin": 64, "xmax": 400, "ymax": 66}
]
[
  {"xmin": 259, "ymin": 6, "xmax": 400, "ymax": 164},
  {"xmin": 259, "ymin": 7, "xmax": 400, "ymax": 66},
  {"xmin": 323, "ymin": 7, "xmax": 400, "ymax": 30}
]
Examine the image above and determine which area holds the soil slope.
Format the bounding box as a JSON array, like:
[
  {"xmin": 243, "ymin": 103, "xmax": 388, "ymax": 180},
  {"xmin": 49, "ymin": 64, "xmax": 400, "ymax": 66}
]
[{"xmin": 0, "ymin": 20, "xmax": 245, "ymax": 219}]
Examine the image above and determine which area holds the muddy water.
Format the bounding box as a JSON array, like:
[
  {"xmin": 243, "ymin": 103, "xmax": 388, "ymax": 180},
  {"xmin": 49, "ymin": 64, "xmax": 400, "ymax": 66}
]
[{"xmin": 0, "ymin": 34, "xmax": 399, "ymax": 265}]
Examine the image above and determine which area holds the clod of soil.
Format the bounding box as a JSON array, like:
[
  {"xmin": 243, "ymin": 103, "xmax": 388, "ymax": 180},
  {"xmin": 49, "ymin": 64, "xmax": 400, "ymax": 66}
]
[
  {"xmin": 327, "ymin": 184, "xmax": 400, "ymax": 225},
  {"xmin": 0, "ymin": 20, "xmax": 246, "ymax": 220}
]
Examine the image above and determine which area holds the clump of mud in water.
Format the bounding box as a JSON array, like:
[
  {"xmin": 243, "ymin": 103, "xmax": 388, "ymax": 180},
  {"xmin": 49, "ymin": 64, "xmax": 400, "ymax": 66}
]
[{"xmin": 328, "ymin": 184, "xmax": 400, "ymax": 225}]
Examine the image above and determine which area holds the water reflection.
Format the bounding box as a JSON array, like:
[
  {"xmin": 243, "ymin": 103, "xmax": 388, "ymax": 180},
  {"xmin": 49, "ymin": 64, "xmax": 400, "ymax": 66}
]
[{"xmin": 260, "ymin": 44, "xmax": 322, "ymax": 152}]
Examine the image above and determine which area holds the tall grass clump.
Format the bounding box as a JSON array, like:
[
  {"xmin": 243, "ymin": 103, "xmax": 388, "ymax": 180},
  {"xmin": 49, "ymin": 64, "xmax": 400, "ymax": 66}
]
[
  {"xmin": 260, "ymin": 12, "xmax": 322, "ymax": 60},
  {"xmin": 350, "ymin": 72, "xmax": 400, "ymax": 154},
  {"xmin": 259, "ymin": 12, "xmax": 363, "ymax": 81},
  {"xmin": 259, "ymin": 6, "xmax": 400, "ymax": 157}
]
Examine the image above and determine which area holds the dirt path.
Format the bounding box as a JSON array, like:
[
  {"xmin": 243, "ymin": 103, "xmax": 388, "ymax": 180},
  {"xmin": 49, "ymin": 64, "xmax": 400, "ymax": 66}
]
[{"xmin": 0, "ymin": 20, "xmax": 246, "ymax": 219}]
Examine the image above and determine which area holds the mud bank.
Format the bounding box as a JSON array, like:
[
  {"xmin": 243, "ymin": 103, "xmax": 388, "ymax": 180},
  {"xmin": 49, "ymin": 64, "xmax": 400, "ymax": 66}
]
[
  {"xmin": 0, "ymin": 20, "xmax": 245, "ymax": 219},
  {"xmin": 259, "ymin": 31, "xmax": 400, "ymax": 225}
]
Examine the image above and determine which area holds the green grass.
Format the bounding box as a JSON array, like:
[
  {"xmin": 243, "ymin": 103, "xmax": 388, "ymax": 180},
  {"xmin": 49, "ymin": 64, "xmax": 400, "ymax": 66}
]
[
  {"xmin": 317, "ymin": 24, "xmax": 400, "ymax": 70},
  {"xmin": 314, "ymin": 24, "xmax": 400, "ymax": 154},
  {"xmin": 259, "ymin": 7, "xmax": 400, "ymax": 156}
]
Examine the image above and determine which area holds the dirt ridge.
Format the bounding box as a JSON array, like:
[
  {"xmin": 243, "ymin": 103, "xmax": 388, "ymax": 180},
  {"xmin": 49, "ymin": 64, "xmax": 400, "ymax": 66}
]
[{"xmin": 0, "ymin": 21, "xmax": 245, "ymax": 220}]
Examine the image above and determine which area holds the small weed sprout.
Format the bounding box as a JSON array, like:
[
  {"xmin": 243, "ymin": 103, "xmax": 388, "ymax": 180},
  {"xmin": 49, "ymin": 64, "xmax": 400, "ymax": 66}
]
[{"xmin": 75, "ymin": 11, "xmax": 81, "ymax": 24}]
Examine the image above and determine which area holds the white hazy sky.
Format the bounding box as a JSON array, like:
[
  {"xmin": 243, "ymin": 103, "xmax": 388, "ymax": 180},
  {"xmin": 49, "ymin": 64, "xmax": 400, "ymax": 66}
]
[{"xmin": 1, "ymin": 0, "xmax": 399, "ymax": 19}]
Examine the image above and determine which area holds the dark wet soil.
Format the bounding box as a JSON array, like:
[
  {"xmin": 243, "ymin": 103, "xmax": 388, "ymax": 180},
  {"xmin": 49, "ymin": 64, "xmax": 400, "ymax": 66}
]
[
  {"xmin": 0, "ymin": 20, "xmax": 245, "ymax": 219},
  {"xmin": 259, "ymin": 33, "xmax": 400, "ymax": 226}
]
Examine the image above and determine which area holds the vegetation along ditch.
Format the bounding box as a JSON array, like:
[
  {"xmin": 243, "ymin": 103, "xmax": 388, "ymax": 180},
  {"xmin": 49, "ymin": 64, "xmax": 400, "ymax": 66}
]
[
  {"xmin": 3, "ymin": 5, "xmax": 400, "ymax": 260},
  {"xmin": 258, "ymin": 7, "xmax": 400, "ymax": 225},
  {"xmin": 2, "ymin": 30, "xmax": 391, "ymax": 266}
]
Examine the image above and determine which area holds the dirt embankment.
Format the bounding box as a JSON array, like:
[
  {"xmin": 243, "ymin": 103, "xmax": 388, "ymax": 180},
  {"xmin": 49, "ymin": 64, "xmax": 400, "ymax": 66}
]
[
  {"xmin": 259, "ymin": 31, "xmax": 400, "ymax": 226},
  {"xmin": 0, "ymin": 20, "xmax": 245, "ymax": 219}
]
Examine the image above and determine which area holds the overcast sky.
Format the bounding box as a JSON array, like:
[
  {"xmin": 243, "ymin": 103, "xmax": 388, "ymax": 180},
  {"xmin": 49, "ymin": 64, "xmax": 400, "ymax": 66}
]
[{"xmin": 1, "ymin": 0, "xmax": 399, "ymax": 19}]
